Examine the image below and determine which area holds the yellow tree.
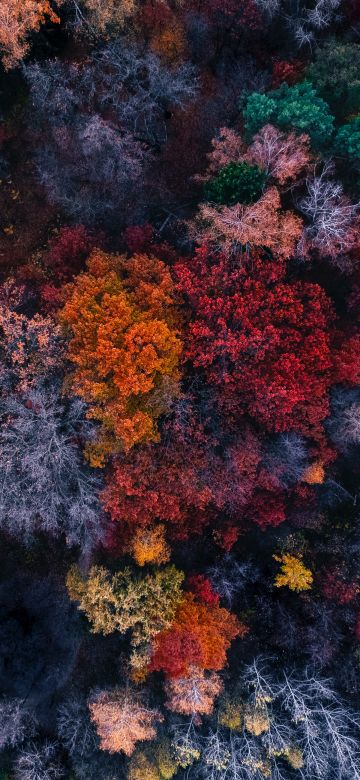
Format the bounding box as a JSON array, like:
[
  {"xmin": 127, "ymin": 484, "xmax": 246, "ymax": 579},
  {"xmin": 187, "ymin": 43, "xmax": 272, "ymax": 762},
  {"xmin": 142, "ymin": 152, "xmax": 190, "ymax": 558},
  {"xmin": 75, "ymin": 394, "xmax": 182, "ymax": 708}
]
[
  {"xmin": 66, "ymin": 564, "xmax": 184, "ymax": 671},
  {"xmin": 73, "ymin": 0, "xmax": 136, "ymax": 34},
  {"xmin": 274, "ymin": 554, "xmax": 313, "ymax": 592}
]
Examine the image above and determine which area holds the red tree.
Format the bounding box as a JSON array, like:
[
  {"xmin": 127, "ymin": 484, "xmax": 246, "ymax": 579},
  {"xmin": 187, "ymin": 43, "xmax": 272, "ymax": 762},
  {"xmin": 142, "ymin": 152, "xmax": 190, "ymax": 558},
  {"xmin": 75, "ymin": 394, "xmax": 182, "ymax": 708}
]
[
  {"xmin": 149, "ymin": 593, "xmax": 245, "ymax": 678},
  {"xmin": 175, "ymin": 247, "xmax": 358, "ymax": 446}
]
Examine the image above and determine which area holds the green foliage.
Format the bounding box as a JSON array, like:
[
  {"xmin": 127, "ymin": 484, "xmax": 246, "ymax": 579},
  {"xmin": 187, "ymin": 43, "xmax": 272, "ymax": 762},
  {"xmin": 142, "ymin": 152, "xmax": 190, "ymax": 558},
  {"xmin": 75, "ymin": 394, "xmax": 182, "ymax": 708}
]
[
  {"xmin": 307, "ymin": 42, "xmax": 360, "ymax": 119},
  {"xmin": 244, "ymin": 81, "xmax": 335, "ymax": 149},
  {"xmin": 335, "ymin": 118, "xmax": 360, "ymax": 160},
  {"xmin": 243, "ymin": 92, "xmax": 277, "ymax": 137},
  {"xmin": 204, "ymin": 162, "xmax": 266, "ymax": 205}
]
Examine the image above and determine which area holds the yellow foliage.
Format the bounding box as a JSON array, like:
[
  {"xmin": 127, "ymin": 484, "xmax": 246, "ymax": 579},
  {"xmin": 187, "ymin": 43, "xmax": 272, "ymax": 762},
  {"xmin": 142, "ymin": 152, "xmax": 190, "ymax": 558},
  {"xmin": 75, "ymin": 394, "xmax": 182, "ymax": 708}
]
[
  {"xmin": 244, "ymin": 704, "xmax": 270, "ymax": 736},
  {"xmin": 243, "ymin": 756, "xmax": 271, "ymax": 777},
  {"xmin": 218, "ymin": 698, "xmax": 243, "ymax": 731},
  {"xmin": 284, "ymin": 746, "xmax": 304, "ymax": 769},
  {"xmin": 131, "ymin": 524, "xmax": 170, "ymax": 567},
  {"xmin": 302, "ymin": 460, "xmax": 325, "ymax": 484},
  {"xmin": 128, "ymin": 753, "xmax": 160, "ymax": 780},
  {"xmin": 66, "ymin": 564, "xmax": 184, "ymax": 650},
  {"xmin": 274, "ymin": 554, "xmax": 313, "ymax": 592},
  {"xmin": 79, "ymin": 0, "xmax": 136, "ymax": 34}
]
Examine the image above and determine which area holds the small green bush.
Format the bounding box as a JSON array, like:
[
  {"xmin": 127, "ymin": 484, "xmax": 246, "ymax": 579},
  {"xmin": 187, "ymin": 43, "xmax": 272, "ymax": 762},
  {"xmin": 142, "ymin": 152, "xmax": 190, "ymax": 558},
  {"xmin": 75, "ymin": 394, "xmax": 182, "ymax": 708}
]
[{"xmin": 204, "ymin": 162, "xmax": 266, "ymax": 205}]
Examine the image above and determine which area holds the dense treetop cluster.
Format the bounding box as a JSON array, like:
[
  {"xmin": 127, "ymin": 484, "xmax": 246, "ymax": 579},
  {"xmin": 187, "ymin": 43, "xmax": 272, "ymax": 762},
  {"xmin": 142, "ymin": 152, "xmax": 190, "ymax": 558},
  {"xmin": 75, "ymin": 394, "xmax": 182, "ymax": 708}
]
[{"xmin": 0, "ymin": 1, "xmax": 360, "ymax": 779}]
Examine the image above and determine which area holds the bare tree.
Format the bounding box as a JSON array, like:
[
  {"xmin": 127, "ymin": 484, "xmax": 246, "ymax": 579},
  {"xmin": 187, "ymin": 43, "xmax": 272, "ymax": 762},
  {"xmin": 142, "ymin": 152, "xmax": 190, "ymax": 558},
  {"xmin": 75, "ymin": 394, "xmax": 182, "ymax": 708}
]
[
  {"xmin": 263, "ymin": 432, "xmax": 308, "ymax": 488},
  {"xmin": 14, "ymin": 742, "xmax": 64, "ymax": 780},
  {"xmin": 298, "ymin": 162, "xmax": 360, "ymax": 267},
  {"xmin": 24, "ymin": 45, "xmax": 197, "ymax": 222},
  {"xmin": 284, "ymin": 0, "xmax": 342, "ymax": 49},
  {"xmin": 0, "ymin": 698, "xmax": 37, "ymax": 750},
  {"xmin": 0, "ymin": 385, "xmax": 106, "ymax": 553},
  {"xmin": 184, "ymin": 659, "xmax": 360, "ymax": 779},
  {"xmin": 327, "ymin": 388, "xmax": 360, "ymax": 452},
  {"xmin": 57, "ymin": 697, "xmax": 98, "ymax": 757},
  {"xmin": 207, "ymin": 556, "xmax": 260, "ymax": 607}
]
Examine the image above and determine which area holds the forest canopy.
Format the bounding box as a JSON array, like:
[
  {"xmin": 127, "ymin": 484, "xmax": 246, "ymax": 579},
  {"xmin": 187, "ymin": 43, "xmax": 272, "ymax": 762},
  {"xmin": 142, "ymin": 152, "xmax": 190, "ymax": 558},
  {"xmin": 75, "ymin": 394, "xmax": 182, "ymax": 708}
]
[{"xmin": 0, "ymin": 2, "xmax": 360, "ymax": 780}]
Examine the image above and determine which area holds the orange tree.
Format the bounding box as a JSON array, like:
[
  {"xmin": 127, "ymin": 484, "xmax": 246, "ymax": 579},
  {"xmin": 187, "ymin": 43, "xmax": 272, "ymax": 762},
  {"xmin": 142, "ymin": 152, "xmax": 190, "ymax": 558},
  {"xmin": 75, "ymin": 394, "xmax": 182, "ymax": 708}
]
[
  {"xmin": 59, "ymin": 250, "xmax": 182, "ymax": 466},
  {"xmin": 0, "ymin": 0, "xmax": 62, "ymax": 69}
]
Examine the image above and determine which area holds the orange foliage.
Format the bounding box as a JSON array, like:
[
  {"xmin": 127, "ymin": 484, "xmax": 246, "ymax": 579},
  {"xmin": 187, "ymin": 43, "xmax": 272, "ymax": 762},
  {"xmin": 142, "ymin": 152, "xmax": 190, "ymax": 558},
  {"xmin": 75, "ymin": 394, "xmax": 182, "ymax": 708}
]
[
  {"xmin": 150, "ymin": 593, "xmax": 245, "ymax": 678},
  {"xmin": 131, "ymin": 524, "xmax": 171, "ymax": 566},
  {"xmin": 89, "ymin": 688, "xmax": 162, "ymax": 756},
  {"xmin": 302, "ymin": 461, "xmax": 325, "ymax": 485},
  {"xmin": 165, "ymin": 668, "xmax": 223, "ymax": 715},
  {"xmin": 192, "ymin": 187, "xmax": 303, "ymax": 258},
  {"xmin": 0, "ymin": 0, "xmax": 62, "ymax": 69},
  {"xmin": 59, "ymin": 250, "xmax": 182, "ymax": 466},
  {"xmin": 150, "ymin": 23, "xmax": 187, "ymax": 63}
]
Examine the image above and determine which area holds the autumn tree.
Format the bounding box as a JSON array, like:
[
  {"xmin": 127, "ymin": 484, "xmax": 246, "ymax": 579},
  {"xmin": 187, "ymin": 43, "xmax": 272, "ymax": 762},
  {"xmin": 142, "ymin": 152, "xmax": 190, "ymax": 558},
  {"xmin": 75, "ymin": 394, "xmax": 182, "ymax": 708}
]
[
  {"xmin": 165, "ymin": 668, "xmax": 223, "ymax": 715},
  {"xmin": 66, "ymin": 564, "xmax": 184, "ymax": 671},
  {"xmin": 191, "ymin": 186, "xmax": 302, "ymax": 256},
  {"xmin": 101, "ymin": 417, "xmax": 261, "ymax": 548},
  {"xmin": 246, "ymin": 124, "xmax": 312, "ymax": 185},
  {"xmin": 149, "ymin": 592, "xmax": 244, "ymax": 678},
  {"xmin": 0, "ymin": 280, "xmax": 64, "ymax": 394},
  {"xmin": 176, "ymin": 247, "xmax": 337, "ymax": 442},
  {"xmin": 71, "ymin": 0, "xmax": 136, "ymax": 34},
  {"xmin": 59, "ymin": 250, "xmax": 182, "ymax": 466},
  {"xmin": 88, "ymin": 688, "xmax": 162, "ymax": 756},
  {"xmin": 274, "ymin": 553, "xmax": 313, "ymax": 592},
  {"xmin": 131, "ymin": 525, "xmax": 171, "ymax": 567},
  {"xmin": 199, "ymin": 123, "xmax": 312, "ymax": 191},
  {"xmin": 0, "ymin": 0, "xmax": 62, "ymax": 69},
  {"xmin": 128, "ymin": 739, "xmax": 179, "ymax": 780}
]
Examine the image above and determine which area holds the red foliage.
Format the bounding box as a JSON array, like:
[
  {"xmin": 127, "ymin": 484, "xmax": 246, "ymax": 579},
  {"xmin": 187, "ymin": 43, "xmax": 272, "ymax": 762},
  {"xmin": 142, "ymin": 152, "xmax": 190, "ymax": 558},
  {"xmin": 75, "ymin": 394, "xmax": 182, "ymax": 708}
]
[
  {"xmin": 149, "ymin": 593, "xmax": 244, "ymax": 678},
  {"xmin": 176, "ymin": 247, "xmax": 358, "ymax": 446},
  {"xmin": 249, "ymin": 491, "xmax": 286, "ymax": 530},
  {"xmin": 123, "ymin": 224, "xmax": 154, "ymax": 254},
  {"xmin": 138, "ymin": 0, "xmax": 173, "ymax": 35},
  {"xmin": 321, "ymin": 570, "xmax": 359, "ymax": 605},
  {"xmin": 101, "ymin": 443, "xmax": 212, "ymax": 544},
  {"xmin": 213, "ymin": 524, "xmax": 241, "ymax": 551},
  {"xmin": 333, "ymin": 334, "xmax": 360, "ymax": 385},
  {"xmin": 271, "ymin": 59, "xmax": 306, "ymax": 88},
  {"xmin": 187, "ymin": 575, "xmax": 220, "ymax": 607},
  {"xmin": 44, "ymin": 225, "xmax": 100, "ymax": 283},
  {"xmin": 101, "ymin": 413, "xmax": 262, "ymax": 545}
]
